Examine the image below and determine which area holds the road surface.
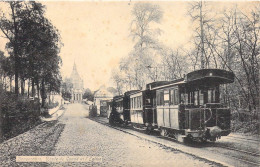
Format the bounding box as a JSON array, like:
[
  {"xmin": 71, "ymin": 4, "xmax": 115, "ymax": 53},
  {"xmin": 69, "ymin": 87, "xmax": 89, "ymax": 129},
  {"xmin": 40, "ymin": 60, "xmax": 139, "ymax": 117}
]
[{"xmin": 49, "ymin": 103, "xmax": 217, "ymax": 167}]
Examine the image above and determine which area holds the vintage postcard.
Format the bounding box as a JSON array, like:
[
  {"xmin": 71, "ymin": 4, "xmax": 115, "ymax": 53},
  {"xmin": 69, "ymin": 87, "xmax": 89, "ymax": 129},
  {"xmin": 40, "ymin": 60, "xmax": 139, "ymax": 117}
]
[{"xmin": 0, "ymin": 0, "xmax": 259, "ymax": 167}]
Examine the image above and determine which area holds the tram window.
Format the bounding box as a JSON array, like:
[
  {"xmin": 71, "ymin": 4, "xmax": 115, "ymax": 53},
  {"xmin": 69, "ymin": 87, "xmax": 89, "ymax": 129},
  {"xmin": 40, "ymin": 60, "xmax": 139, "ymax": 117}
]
[
  {"xmin": 136, "ymin": 97, "xmax": 138, "ymax": 108},
  {"xmin": 208, "ymin": 89, "xmax": 215, "ymax": 103},
  {"xmin": 170, "ymin": 89, "xmax": 179, "ymax": 105},
  {"xmin": 137, "ymin": 96, "xmax": 141, "ymax": 108},
  {"xmin": 136, "ymin": 97, "xmax": 140, "ymax": 108},
  {"xmin": 157, "ymin": 91, "xmax": 164, "ymax": 106},
  {"xmin": 194, "ymin": 91, "xmax": 199, "ymax": 105},
  {"xmin": 199, "ymin": 90, "xmax": 204, "ymax": 105},
  {"xmin": 174, "ymin": 89, "xmax": 179, "ymax": 105},
  {"xmin": 140, "ymin": 96, "xmax": 142, "ymax": 107},
  {"xmin": 170, "ymin": 89, "xmax": 174, "ymax": 105},
  {"xmin": 164, "ymin": 90, "xmax": 169, "ymax": 105},
  {"xmin": 208, "ymin": 90, "xmax": 212, "ymax": 103}
]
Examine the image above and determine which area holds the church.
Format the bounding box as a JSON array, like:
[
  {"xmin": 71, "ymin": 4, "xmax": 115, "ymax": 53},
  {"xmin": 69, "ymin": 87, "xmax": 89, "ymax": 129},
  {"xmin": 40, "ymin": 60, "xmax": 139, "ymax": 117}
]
[{"xmin": 70, "ymin": 63, "xmax": 84, "ymax": 102}]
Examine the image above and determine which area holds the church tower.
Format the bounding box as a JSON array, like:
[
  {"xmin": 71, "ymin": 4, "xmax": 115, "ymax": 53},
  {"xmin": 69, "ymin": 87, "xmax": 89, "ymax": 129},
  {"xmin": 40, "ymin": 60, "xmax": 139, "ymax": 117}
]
[{"xmin": 70, "ymin": 62, "xmax": 84, "ymax": 102}]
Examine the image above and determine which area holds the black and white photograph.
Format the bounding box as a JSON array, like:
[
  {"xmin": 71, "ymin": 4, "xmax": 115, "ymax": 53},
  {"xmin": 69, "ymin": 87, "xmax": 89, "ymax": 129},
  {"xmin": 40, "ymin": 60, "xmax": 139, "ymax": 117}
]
[{"xmin": 0, "ymin": 0, "xmax": 259, "ymax": 166}]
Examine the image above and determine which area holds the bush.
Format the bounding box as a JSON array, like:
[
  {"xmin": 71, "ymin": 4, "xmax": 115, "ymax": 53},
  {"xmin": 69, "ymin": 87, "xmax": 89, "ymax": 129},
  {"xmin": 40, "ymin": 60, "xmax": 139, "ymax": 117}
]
[
  {"xmin": 0, "ymin": 89, "xmax": 41, "ymax": 142},
  {"xmin": 231, "ymin": 110, "xmax": 259, "ymax": 135},
  {"xmin": 45, "ymin": 101, "xmax": 59, "ymax": 109}
]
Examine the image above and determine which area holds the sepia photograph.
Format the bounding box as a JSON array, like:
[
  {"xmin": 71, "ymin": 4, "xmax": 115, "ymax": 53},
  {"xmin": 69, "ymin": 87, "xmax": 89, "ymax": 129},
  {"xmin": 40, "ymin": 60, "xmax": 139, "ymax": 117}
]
[{"xmin": 0, "ymin": 0, "xmax": 259, "ymax": 166}]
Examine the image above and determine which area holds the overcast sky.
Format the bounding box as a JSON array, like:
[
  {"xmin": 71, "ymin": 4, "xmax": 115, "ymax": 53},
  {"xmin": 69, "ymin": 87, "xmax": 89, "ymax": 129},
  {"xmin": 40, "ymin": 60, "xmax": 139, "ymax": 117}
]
[{"xmin": 0, "ymin": 1, "xmax": 256, "ymax": 91}]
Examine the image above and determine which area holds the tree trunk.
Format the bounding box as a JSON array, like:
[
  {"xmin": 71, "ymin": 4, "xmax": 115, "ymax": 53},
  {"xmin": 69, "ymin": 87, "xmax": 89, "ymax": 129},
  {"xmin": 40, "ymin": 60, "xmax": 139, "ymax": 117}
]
[
  {"xmin": 36, "ymin": 79, "xmax": 40, "ymax": 98},
  {"xmin": 199, "ymin": 1, "xmax": 205, "ymax": 69},
  {"xmin": 10, "ymin": 2, "xmax": 19, "ymax": 96},
  {"xmin": 9, "ymin": 76, "xmax": 12, "ymax": 92},
  {"xmin": 21, "ymin": 78, "xmax": 25, "ymax": 96},
  {"xmin": 31, "ymin": 79, "xmax": 35, "ymax": 97},
  {"xmin": 27, "ymin": 79, "xmax": 30, "ymax": 98},
  {"xmin": 4, "ymin": 76, "xmax": 6, "ymax": 91},
  {"xmin": 41, "ymin": 79, "xmax": 46, "ymax": 108}
]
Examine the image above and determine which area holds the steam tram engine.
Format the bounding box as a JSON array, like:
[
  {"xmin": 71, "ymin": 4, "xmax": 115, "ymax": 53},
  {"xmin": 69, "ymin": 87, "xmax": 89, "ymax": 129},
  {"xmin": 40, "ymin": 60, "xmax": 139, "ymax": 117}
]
[{"xmin": 109, "ymin": 69, "xmax": 235, "ymax": 142}]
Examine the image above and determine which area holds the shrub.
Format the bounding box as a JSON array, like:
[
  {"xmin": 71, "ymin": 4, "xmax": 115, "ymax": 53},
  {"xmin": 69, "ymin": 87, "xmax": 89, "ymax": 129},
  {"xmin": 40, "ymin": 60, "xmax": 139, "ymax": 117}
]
[{"xmin": 0, "ymin": 89, "xmax": 41, "ymax": 142}]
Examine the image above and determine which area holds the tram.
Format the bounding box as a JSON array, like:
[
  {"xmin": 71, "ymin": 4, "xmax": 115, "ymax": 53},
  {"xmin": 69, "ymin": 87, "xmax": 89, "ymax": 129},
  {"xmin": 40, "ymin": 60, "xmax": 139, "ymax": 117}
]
[{"xmin": 109, "ymin": 69, "xmax": 235, "ymax": 142}]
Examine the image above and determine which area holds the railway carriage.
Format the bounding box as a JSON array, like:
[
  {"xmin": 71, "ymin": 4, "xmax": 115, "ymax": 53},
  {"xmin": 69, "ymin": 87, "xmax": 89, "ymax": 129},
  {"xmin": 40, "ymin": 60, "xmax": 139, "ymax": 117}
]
[
  {"xmin": 129, "ymin": 91, "xmax": 143, "ymax": 127},
  {"xmin": 110, "ymin": 69, "xmax": 234, "ymax": 142},
  {"xmin": 123, "ymin": 90, "xmax": 139, "ymax": 123},
  {"xmin": 153, "ymin": 69, "xmax": 234, "ymax": 142},
  {"xmin": 109, "ymin": 90, "xmax": 139, "ymax": 124}
]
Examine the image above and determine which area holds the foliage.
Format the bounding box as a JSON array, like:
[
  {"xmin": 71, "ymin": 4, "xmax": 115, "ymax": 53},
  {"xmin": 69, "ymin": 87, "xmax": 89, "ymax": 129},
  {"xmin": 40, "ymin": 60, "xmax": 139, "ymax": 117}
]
[
  {"xmin": 83, "ymin": 88, "xmax": 94, "ymax": 101},
  {"xmin": 0, "ymin": 1, "xmax": 62, "ymax": 104},
  {"xmin": 112, "ymin": 3, "xmax": 164, "ymax": 92},
  {"xmin": 45, "ymin": 101, "xmax": 59, "ymax": 109},
  {"xmin": 0, "ymin": 87, "xmax": 41, "ymax": 142},
  {"xmin": 107, "ymin": 87, "xmax": 118, "ymax": 96},
  {"xmin": 61, "ymin": 78, "xmax": 73, "ymax": 100}
]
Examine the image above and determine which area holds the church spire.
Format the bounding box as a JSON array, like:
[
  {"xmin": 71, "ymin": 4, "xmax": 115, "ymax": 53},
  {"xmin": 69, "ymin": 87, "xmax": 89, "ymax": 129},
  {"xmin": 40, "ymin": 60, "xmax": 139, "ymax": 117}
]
[
  {"xmin": 70, "ymin": 61, "xmax": 80, "ymax": 79},
  {"xmin": 73, "ymin": 61, "xmax": 77, "ymax": 71}
]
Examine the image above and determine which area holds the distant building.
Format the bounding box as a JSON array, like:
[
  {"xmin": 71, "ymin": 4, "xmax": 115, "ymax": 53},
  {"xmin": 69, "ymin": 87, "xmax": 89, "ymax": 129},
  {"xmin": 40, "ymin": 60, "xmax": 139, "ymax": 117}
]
[
  {"xmin": 70, "ymin": 62, "xmax": 84, "ymax": 102},
  {"xmin": 94, "ymin": 85, "xmax": 113, "ymax": 115}
]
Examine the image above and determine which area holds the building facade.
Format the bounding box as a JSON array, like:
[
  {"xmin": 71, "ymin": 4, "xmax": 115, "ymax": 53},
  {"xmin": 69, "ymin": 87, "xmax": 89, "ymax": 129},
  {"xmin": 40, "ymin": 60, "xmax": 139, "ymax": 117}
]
[
  {"xmin": 70, "ymin": 63, "xmax": 84, "ymax": 103},
  {"xmin": 94, "ymin": 86, "xmax": 113, "ymax": 115}
]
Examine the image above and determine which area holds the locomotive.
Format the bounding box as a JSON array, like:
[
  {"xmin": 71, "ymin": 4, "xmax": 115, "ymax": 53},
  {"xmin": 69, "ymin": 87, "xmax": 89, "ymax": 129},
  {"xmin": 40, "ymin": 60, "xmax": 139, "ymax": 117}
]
[{"xmin": 109, "ymin": 69, "xmax": 235, "ymax": 142}]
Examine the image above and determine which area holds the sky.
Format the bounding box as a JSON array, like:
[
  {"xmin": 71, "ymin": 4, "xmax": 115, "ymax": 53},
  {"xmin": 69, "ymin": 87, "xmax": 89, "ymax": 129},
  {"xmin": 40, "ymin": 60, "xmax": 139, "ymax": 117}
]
[{"xmin": 0, "ymin": 1, "xmax": 257, "ymax": 91}]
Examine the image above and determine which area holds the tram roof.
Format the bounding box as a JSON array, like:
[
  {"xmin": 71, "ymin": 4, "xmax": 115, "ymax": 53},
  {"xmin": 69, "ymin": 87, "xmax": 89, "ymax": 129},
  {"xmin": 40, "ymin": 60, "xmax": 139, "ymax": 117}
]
[
  {"xmin": 113, "ymin": 95, "xmax": 124, "ymax": 101},
  {"xmin": 124, "ymin": 90, "xmax": 140, "ymax": 96},
  {"xmin": 149, "ymin": 79, "xmax": 185, "ymax": 90},
  {"xmin": 186, "ymin": 69, "xmax": 235, "ymax": 84}
]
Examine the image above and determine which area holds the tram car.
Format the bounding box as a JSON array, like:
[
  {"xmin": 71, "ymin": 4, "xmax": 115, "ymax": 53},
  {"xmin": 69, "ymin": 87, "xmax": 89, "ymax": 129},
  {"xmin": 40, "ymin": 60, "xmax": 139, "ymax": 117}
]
[
  {"xmin": 110, "ymin": 69, "xmax": 235, "ymax": 142},
  {"xmin": 109, "ymin": 90, "xmax": 139, "ymax": 125},
  {"xmin": 153, "ymin": 69, "xmax": 234, "ymax": 142}
]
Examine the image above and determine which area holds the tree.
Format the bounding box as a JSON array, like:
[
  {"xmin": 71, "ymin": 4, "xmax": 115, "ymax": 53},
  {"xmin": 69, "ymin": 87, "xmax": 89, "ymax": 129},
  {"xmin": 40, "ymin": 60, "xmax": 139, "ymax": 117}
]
[
  {"xmin": 131, "ymin": 3, "xmax": 163, "ymax": 50},
  {"xmin": 111, "ymin": 68, "xmax": 125, "ymax": 95},
  {"xmin": 161, "ymin": 48, "xmax": 188, "ymax": 81},
  {"xmin": 116, "ymin": 3, "xmax": 164, "ymax": 90},
  {"xmin": 232, "ymin": 7, "xmax": 260, "ymax": 114},
  {"xmin": 0, "ymin": 1, "xmax": 62, "ymax": 101},
  {"xmin": 188, "ymin": 1, "xmax": 217, "ymax": 69},
  {"xmin": 61, "ymin": 78, "xmax": 73, "ymax": 100},
  {"xmin": 0, "ymin": 51, "xmax": 5, "ymax": 86},
  {"xmin": 83, "ymin": 88, "xmax": 94, "ymax": 101},
  {"xmin": 0, "ymin": 2, "xmax": 24, "ymax": 95}
]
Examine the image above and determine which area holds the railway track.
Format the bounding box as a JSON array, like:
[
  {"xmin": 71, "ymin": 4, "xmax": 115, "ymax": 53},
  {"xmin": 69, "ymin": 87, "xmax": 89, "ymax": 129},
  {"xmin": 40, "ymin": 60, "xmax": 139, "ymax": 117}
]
[
  {"xmin": 90, "ymin": 117, "xmax": 260, "ymax": 167},
  {"xmin": 215, "ymin": 145, "xmax": 260, "ymax": 166},
  {"xmin": 224, "ymin": 135, "xmax": 259, "ymax": 143},
  {"xmin": 217, "ymin": 144, "xmax": 260, "ymax": 157}
]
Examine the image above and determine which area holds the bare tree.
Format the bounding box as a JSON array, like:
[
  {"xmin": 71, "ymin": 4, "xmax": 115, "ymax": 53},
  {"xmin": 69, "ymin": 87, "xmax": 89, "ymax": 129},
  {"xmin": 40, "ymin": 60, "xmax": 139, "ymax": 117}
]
[
  {"xmin": 232, "ymin": 8, "xmax": 260, "ymax": 114},
  {"xmin": 131, "ymin": 3, "xmax": 163, "ymax": 50},
  {"xmin": 188, "ymin": 1, "xmax": 217, "ymax": 69},
  {"xmin": 160, "ymin": 48, "xmax": 188, "ymax": 81},
  {"xmin": 117, "ymin": 2, "xmax": 164, "ymax": 90},
  {"xmin": 111, "ymin": 68, "xmax": 125, "ymax": 95}
]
